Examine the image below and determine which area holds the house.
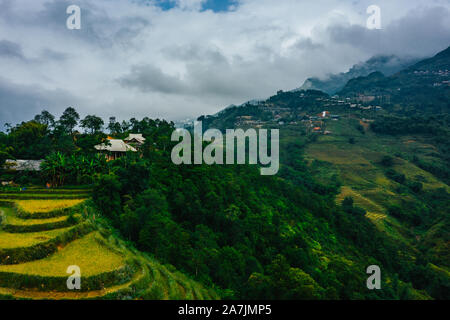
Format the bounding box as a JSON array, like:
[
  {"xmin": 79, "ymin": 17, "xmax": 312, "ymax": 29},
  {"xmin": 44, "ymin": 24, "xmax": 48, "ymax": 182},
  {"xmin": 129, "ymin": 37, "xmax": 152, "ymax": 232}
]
[
  {"xmin": 4, "ymin": 159, "xmax": 43, "ymax": 171},
  {"xmin": 124, "ymin": 133, "xmax": 146, "ymax": 147},
  {"xmin": 313, "ymin": 127, "xmax": 322, "ymax": 133},
  {"xmin": 318, "ymin": 111, "xmax": 330, "ymax": 118},
  {"xmin": 356, "ymin": 94, "xmax": 375, "ymax": 103},
  {"xmin": 95, "ymin": 138, "xmax": 137, "ymax": 161}
]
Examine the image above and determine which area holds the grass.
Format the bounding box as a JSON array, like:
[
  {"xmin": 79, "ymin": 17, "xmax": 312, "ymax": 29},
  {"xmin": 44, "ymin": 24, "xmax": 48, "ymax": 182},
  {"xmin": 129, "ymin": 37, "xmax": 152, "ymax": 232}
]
[
  {"xmin": 300, "ymin": 116, "xmax": 450, "ymax": 252},
  {"xmin": 0, "ymin": 232, "xmax": 124, "ymax": 277},
  {"xmin": 0, "ymin": 226, "xmax": 76, "ymax": 249},
  {"xmin": 15, "ymin": 200, "xmax": 85, "ymax": 213},
  {"xmin": 0, "ymin": 193, "xmax": 88, "ymax": 200},
  {"xmin": 1, "ymin": 207, "xmax": 71, "ymax": 226},
  {"xmin": 0, "ymin": 188, "xmax": 91, "ymax": 194}
]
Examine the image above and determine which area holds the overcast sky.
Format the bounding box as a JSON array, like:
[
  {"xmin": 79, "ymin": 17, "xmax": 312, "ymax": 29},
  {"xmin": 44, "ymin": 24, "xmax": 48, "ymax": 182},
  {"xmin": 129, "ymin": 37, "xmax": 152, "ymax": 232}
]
[{"xmin": 0, "ymin": 0, "xmax": 449, "ymax": 127}]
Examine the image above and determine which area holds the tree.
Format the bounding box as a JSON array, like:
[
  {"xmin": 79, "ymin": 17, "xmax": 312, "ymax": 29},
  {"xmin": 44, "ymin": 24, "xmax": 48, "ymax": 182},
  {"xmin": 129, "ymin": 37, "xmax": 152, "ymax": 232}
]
[
  {"xmin": 342, "ymin": 196, "xmax": 354, "ymax": 208},
  {"xmin": 80, "ymin": 115, "xmax": 104, "ymax": 134},
  {"xmin": 107, "ymin": 116, "xmax": 122, "ymax": 135},
  {"xmin": 34, "ymin": 110, "xmax": 55, "ymax": 128},
  {"xmin": 8, "ymin": 121, "xmax": 51, "ymax": 159},
  {"xmin": 40, "ymin": 152, "xmax": 68, "ymax": 186},
  {"xmin": 92, "ymin": 173, "xmax": 123, "ymax": 223},
  {"xmin": 59, "ymin": 107, "xmax": 79, "ymax": 133},
  {"xmin": 380, "ymin": 155, "xmax": 394, "ymax": 167},
  {"xmin": 0, "ymin": 145, "xmax": 13, "ymax": 168}
]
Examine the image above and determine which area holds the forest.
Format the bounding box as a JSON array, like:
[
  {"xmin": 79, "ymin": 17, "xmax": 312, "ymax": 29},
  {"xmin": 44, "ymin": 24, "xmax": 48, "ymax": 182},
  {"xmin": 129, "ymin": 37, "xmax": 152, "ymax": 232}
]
[{"xmin": 1, "ymin": 106, "xmax": 448, "ymax": 299}]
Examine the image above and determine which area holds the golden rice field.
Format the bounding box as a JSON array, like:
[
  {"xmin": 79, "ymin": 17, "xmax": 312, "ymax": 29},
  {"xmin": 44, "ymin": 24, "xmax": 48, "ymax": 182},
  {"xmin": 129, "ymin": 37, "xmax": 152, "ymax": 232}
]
[
  {"xmin": 1, "ymin": 207, "xmax": 71, "ymax": 226},
  {"xmin": 15, "ymin": 199, "xmax": 85, "ymax": 213},
  {"xmin": 0, "ymin": 226, "xmax": 75, "ymax": 249},
  {"xmin": 0, "ymin": 189, "xmax": 217, "ymax": 300},
  {"xmin": 0, "ymin": 232, "xmax": 125, "ymax": 277}
]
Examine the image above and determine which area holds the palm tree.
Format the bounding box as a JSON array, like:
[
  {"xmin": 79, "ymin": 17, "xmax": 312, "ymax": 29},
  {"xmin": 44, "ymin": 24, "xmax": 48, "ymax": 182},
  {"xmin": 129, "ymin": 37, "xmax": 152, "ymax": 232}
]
[{"xmin": 41, "ymin": 152, "xmax": 67, "ymax": 186}]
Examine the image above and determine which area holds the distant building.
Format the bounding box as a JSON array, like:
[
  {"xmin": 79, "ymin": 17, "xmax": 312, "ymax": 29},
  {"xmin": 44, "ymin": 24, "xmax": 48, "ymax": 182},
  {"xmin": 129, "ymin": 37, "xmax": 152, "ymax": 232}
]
[
  {"xmin": 318, "ymin": 111, "xmax": 330, "ymax": 118},
  {"xmin": 356, "ymin": 94, "xmax": 375, "ymax": 103},
  {"xmin": 124, "ymin": 133, "xmax": 146, "ymax": 147},
  {"xmin": 4, "ymin": 159, "xmax": 43, "ymax": 171}
]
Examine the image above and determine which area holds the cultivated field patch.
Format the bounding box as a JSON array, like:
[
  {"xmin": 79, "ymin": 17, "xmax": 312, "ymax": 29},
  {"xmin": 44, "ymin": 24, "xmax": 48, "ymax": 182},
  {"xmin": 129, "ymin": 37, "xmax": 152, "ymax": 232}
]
[{"xmin": 15, "ymin": 200, "xmax": 85, "ymax": 213}]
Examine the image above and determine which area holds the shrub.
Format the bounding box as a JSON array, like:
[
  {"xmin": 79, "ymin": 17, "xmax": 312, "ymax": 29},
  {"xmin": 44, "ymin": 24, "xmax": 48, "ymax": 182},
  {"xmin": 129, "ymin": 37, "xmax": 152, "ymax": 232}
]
[
  {"xmin": 408, "ymin": 181, "xmax": 423, "ymax": 193},
  {"xmin": 380, "ymin": 155, "xmax": 394, "ymax": 167},
  {"xmin": 385, "ymin": 169, "xmax": 406, "ymax": 184}
]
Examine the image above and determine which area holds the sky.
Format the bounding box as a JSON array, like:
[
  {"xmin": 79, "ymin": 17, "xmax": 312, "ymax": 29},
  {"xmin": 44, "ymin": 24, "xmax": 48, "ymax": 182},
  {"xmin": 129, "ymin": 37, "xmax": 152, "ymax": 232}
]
[{"xmin": 0, "ymin": 0, "xmax": 449, "ymax": 127}]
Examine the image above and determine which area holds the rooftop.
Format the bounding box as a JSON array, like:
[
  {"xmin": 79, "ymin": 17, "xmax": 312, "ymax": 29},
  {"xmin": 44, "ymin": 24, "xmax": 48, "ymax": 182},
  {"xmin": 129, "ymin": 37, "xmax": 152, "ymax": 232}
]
[{"xmin": 95, "ymin": 139, "xmax": 137, "ymax": 153}]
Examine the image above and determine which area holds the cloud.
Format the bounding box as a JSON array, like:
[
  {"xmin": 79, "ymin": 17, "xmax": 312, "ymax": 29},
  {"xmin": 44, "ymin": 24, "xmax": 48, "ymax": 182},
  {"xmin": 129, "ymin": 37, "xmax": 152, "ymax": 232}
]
[
  {"xmin": 176, "ymin": 0, "xmax": 207, "ymax": 10},
  {"xmin": 0, "ymin": 0, "xmax": 448, "ymax": 127},
  {"xmin": 0, "ymin": 40, "xmax": 25, "ymax": 60},
  {"xmin": 326, "ymin": 6, "xmax": 450, "ymax": 57},
  {"xmin": 118, "ymin": 64, "xmax": 187, "ymax": 94},
  {"xmin": 0, "ymin": 77, "xmax": 82, "ymax": 128}
]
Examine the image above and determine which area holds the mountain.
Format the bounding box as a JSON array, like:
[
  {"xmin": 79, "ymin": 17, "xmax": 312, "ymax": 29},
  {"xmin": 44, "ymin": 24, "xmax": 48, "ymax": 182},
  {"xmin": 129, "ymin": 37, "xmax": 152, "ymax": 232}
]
[
  {"xmin": 338, "ymin": 46, "xmax": 450, "ymax": 113},
  {"xmin": 296, "ymin": 55, "xmax": 420, "ymax": 94},
  {"xmin": 193, "ymin": 47, "xmax": 450, "ymax": 300}
]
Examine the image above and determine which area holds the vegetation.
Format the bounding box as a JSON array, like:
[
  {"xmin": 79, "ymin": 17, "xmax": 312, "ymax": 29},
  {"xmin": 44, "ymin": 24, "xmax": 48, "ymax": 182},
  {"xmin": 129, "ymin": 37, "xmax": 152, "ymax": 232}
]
[
  {"xmin": 0, "ymin": 190, "xmax": 216, "ymax": 299},
  {"xmin": 0, "ymin": 47, "xmax": 448, "ymax": 300},
  {"xmin": 15, "ymin": 199, "xmax": 86, "ymax": 213}
]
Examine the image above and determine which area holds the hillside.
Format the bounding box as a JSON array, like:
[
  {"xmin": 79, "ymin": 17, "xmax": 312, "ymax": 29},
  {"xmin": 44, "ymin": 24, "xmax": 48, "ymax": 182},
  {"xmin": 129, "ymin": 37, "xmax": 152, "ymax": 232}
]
[
  {"xmin": 0, "ymin": 47, "xmax": 448, "ymax": 301},
  {"xmin": 338, "ymin": 46, "xmax": 450, "ymax": 114},
  {"xmin": 198, "ymin": 106, "xmax": 449, "ymax": 299},
  {"xmin": 0, "ymin": 188, "xmax": 218, "ymax": 300},
  {"xmin": 296, "ymin": 55, "xmax": 419, "ymax": 95},
  {"xmin": 193, "ymin": 47, "xmax": 450, "ymax": 299}
]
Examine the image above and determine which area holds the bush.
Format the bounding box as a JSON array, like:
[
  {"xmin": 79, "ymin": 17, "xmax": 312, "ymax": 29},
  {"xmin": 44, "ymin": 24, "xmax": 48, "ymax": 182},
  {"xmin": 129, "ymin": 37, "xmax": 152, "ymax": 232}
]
[
  {"xmin": 92, "ymin": 173, "xmax": 122, "ymax": 223},
  {"xmin": 385, "ymin": 169, "xmax": 406, "ymax": 184},
  {"xmin": 380, "ymin": 155, "xmax": 394, "ymax": 167},
  {"xmin": 387, "ymin": 205, "xmax": 407, "ymax": 220},
  {"xmin": 408, "ymin": 181, "xmax": 423, "ymax": 193}
]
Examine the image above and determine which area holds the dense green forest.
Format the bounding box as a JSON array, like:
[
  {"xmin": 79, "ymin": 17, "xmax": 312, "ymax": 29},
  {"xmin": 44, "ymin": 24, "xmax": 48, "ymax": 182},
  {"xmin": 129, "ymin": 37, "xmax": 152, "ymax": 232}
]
[{"xmin": 1, "ymin": 105, "xmax": 448, "ymax": 299}]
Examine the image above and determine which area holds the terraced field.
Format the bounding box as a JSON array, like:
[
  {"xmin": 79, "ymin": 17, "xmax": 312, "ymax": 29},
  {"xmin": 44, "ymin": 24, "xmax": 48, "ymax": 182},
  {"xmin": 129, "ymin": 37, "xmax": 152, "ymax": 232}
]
[
  {"xmin": 301, "ymin": 117, "xmax": 450, "ymax": 254},
  {"xmin": 0, "ymin": 188, "xmax": 218, "ymax": 300}
]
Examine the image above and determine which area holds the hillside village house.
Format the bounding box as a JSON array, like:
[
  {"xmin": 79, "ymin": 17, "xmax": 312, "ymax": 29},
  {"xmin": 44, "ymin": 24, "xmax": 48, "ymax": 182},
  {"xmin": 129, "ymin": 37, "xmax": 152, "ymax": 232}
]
[
  {"xmin": 95, "ymin": 137, "xmax": 137, "ymax": 161},
  {"xmin": 4, "ymin": 160, "xmax": 43, "ymax": 171},
  {"xmin": 124, "ymin": 134, "xmax": 146, "ymax": 148}
]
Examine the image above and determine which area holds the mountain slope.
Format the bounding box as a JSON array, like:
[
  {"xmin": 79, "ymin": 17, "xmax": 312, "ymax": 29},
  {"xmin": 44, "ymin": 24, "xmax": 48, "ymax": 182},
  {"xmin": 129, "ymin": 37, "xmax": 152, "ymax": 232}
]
[
  {"xmin": 338, "ymin": 46, "xmax": 450, "ymax": 113},
  {"xmin": 193, "ymin": 47, "xmax": 450, "ymax": 299},
  {"xmin": 0, "ymin": 189, "xmax": 218, "ymax": 300},
  {"xmin": 296, "ymin": 55, "xmax": 419, "ymax": 94}
]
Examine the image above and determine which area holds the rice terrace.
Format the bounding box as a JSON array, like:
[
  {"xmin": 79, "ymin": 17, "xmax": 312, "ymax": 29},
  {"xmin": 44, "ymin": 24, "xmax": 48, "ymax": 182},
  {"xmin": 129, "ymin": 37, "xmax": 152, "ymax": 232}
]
[{"xmin": 0, "ymin": 187, "xmax": 218, "ymax": 300}]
